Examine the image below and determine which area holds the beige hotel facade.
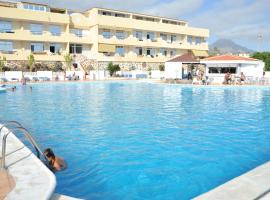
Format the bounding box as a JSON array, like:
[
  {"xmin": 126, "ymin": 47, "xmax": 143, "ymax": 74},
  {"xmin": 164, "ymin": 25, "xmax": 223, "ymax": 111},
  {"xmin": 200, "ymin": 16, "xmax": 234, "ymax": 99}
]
[{"xmin": 0, "ymin": 1, "xmax": 209, "ymax": 70}]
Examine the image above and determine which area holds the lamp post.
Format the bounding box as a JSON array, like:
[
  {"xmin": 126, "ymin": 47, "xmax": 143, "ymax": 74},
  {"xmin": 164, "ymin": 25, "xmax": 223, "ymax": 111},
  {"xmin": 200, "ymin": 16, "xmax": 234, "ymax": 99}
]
[{"xmin": 256, "ymin": 34, "xmax": 263, "ymax": 52}]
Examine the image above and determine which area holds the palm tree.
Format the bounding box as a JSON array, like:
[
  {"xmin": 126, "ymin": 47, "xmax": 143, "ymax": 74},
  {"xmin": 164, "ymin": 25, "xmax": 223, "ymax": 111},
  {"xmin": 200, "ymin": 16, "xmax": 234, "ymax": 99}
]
[
  {"xmin": 64, "ymin": 53, "xmax": 73, "ymax": 71},
  {"xmin": 27, "ymin": 54, "xmax": 35, "ymax": 72},
  {"xmin": 0, "ymin": 56, "xmax": 6, "ymax": 72}
]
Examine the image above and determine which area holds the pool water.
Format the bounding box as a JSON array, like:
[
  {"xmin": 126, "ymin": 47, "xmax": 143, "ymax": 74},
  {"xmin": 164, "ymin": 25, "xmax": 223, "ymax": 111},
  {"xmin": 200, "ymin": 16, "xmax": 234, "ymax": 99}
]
[{"xmin": 1, "ymin": 82, "xmax": 270, "ymax": 200}]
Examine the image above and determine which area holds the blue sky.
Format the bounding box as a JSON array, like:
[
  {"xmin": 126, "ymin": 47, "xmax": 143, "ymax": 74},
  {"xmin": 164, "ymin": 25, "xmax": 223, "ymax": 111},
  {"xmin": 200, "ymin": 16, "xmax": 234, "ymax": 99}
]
[{"xmin": 13, "ymin": 0, "xmax": 270, "ymax": 51}]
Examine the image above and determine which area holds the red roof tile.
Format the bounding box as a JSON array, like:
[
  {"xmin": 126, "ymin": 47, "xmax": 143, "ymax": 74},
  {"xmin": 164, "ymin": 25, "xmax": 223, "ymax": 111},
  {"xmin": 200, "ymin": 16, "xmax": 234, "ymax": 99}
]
[
  {"xmin": 167, "ymin": 53, "xmax": 199, "ymax": 63},
  {"xmin": 202, "ymin": 55, "xmax": 258, "ymax": 61}
]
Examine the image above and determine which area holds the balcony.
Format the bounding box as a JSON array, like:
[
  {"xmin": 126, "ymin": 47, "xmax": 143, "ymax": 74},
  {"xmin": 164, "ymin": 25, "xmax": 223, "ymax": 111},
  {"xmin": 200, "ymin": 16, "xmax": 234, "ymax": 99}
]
[
  {"xmin": 0, "ymin": 6, "xmax": 69, "ymax": 24},
  {"xmin": 68, "ymin": 33, "xmax": 93, "ymax": 44},
  {"xmin": 0, "ymin": 49, "xmax": 66, "ymax": 61},
  {"xmin": 96, "ymin": 15, "xmax": 209, "ymax": 38},
  {"xmin": 0, "ymin": 30, "xmax": 69, "ymax": 43},
  {"xmin": 97, "ymin": 52, "xmax": 169, "ymax": 63},
  {"xmin": 98, "ymin": 35, "xmax": 208, "ymax": 51},
  {"xmin": 0, "ymin": 30, "xmax": 93, "ymax": 44}
]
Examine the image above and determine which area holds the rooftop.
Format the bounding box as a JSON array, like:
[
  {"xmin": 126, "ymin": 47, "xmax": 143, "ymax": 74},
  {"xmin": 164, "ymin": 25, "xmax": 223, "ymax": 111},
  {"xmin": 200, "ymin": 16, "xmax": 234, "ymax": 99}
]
[
  {"xmin": 167, "ymin": 53, "xmax": 199, "ymax": 63},
  {"xmin": 203, "ymin": 55, "xmax": 258, "ymax": 61},
  {"xmin": 87, "ymin": 7, "xmax": 187, "ymax": 24}
]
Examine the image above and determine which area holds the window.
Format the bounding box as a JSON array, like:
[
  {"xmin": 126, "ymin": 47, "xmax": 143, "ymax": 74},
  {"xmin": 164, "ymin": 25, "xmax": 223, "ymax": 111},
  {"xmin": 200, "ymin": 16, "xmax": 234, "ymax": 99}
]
[
  {"xmin": 187, "ymin": 36, "xmax": 193, "ymax": 44},
  {"xmin": 0, "ymin": 21, "xmax": 12, "ymax": 33},
  {"xmin": 170, "ymin": 49, "xmax": 176, "ymax": 57},
  {"xmin": 160, "ymin": 33, "xmax": 167, "ymax": 41},
  {"xmin": 208, "ymin": 67, "xmax": 236, "ymax": 74},
  {"xmin": 116, "ymin": 31, "xmax": 125, "ymax": 40},
  {"xmin": 69, "ymin": 44, "xmax": 82, "ymax": 54},
  {"xmin": 101, "ymin": 11, "xmax": 111, "ymax": 16},
  {"xmin": 170, "ymin": 35, "xmax": 176, "ymax": 43},
  {"xmin": 70, "ymin": 29, "xmax": 83, "ymax": 37},
  {"xmin": 30, "ymin": 24, "xmax": 43, "ymax": 35},
  {"xmin": 195, "ymin": 37, "xmax": 201, "ymax": 45},
  {"xmin": 49, "ymin": 25, "xmax": 61, "ymax": 36},
  {"xmin": 147, "ymin": 32, "xmax": 155, "ymax": 40},
  {"xmin": 146, "ymin": 48, "xmax": 155, "ymax": 57},
  {"xmin": 134, "ymin": 31, "xmax": 143, "ymax": 40},
  {"xmin": 23, "ymin": 3, "xmax": 47, "ymax": 12},
  {"xmin": 102, "ymin": 29, "xmax": 111, "ymax": 39},
  {"xmin": 50, "ymin": 43, "xmax": 61, "ymax": 54},
  {"xmin": 160, "ymin": 48, "xmax": 167, "ymax": 56},
  {"xmin": 31, "ymin": 42, "xmax": 44, "ymax": 52},
  {"xmin": 135, "ymin": 47, "xmax": 143, "ymax": 56},
  {"xmin": 116, "ymin": 46, "xmax": 124, "ymax": 56},
  {"xmin": 115, "ymin": 13, "xmax": 126, "ymax": 18},
  {"xmin": 0, "ymin": 41, "xmax": 13, "ymax": 52}
]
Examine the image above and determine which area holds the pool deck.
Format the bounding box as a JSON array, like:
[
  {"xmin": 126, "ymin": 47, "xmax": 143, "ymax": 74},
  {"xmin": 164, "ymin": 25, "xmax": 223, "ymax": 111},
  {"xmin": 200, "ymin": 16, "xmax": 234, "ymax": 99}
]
[
  {"xmin": 0, "ymin": 126, "xmax": 56, "ymax": 200},
  {"xmin": 0, "ymin": 125, "xmax": 82, "ymax": 200},
  {"xmin": 194, "ymin": 161, "xmax": 270, "ymax": 200}
]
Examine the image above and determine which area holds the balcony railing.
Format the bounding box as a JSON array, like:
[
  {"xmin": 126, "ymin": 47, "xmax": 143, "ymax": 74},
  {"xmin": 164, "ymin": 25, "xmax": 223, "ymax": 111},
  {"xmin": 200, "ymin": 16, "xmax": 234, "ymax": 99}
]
[
  {"xmin": 31, "ymin": 31, "xmax": 43, "ymax": 35},
  {"xmin": 0, "ymin": 29, "xmax": 15, "ymax": 34}
]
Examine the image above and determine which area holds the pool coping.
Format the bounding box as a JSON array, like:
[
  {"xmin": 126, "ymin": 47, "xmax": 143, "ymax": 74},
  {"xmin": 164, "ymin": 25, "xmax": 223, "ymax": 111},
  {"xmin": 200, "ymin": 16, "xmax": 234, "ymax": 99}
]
[
  {"xmin": 0, "ymin": 125, "xmax": 56, "ymax": 200},
  {"xmin": 193, "ymin": 161, "xmax": 270, "ymax": 200}
]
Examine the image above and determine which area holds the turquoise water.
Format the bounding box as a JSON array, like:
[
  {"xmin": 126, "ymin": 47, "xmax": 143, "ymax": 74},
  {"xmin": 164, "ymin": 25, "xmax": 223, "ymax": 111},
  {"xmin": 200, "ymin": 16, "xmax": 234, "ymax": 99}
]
[{"xmin": 0, "ymin": 82, "xmax": 270, "ymax": 200}]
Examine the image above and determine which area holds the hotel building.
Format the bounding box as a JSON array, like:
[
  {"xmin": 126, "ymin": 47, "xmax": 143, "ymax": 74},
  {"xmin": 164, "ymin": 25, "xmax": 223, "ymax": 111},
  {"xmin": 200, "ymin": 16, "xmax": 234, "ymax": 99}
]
[{"xmin": 0, "ymin": 1, "xmax": 209, "ymax": 70}]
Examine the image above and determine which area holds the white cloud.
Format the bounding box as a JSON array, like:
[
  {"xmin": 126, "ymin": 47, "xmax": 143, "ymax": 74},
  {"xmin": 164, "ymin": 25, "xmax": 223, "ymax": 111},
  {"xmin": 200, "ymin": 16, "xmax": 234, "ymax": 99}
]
[
  {"xmin": 189, "ymin": 0, "xmax": 270, "ymax": 50},
  {"xmin": 9, "ymin": 0, "xmax": 270, "ymax": 50},
  {"xmin": 143, "ymin": 0, "xmax": 204, "ymax": 18}
]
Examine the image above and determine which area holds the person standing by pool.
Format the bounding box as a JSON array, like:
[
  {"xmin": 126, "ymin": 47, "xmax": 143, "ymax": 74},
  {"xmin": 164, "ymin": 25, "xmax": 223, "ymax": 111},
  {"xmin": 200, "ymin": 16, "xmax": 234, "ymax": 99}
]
[
  {"xmin": 44, "ymin": 148, "xmax": 67, "ymax": 172},
  {"xmin": 21, "ymin": 75, "xmax": 26, "ymax": 85}
]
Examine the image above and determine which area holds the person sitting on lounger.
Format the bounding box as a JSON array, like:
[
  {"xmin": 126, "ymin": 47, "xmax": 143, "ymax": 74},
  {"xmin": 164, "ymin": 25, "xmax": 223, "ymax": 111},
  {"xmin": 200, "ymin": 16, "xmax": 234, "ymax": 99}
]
[
  {"xmin": 44, "ymin": 148, "xmax": 67, "ymax": 171},
  {"xmin": 223, "ymin": 72, "xmax": 231, "ymax": 84},
  {"xmin": 239, "ymin": 72, "xmax": 246, "ymax": 84}
]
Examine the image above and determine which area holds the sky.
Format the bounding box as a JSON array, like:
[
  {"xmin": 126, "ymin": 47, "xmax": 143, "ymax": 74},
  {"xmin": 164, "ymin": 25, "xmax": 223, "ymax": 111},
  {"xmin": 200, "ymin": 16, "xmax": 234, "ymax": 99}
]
[{"xmin": 12, "ymin": 0, "xmax": 270, "ymax": 51}]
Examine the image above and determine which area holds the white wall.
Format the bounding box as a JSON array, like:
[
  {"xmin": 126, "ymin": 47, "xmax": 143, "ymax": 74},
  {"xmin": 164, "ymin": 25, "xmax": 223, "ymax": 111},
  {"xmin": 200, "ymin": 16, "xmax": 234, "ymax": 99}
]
[
  {"xmin": 5, "ymin": 71, "xmax": 23, "ymax": 81},
  {"xmin": 117, "ymin": 70, "xmax": 148, "ymax": 79},
  {"xmin": 239, "ymin": 62, "xmax": 264, "ymax": 78},
  {"xmin": 265, "ymin": 71, "xmax": 270, "ymax": 78},
  {"xmin": 66, "ymin": 71, "xmax": 85, "ymax": 80},
  {"xmin": 37, "ymin": 71, "xmax": 53, "ymax": 80},
  {"xmin": 165, "ymin": 62, "xmax": 182, "ymax": 79},
  {"xmin": 151, "ymin": 70, "xmax": 165, "ymax": 79},
  {"xmin": 89, "ymin": 70, "xmax": 109, "ymax": 80}
]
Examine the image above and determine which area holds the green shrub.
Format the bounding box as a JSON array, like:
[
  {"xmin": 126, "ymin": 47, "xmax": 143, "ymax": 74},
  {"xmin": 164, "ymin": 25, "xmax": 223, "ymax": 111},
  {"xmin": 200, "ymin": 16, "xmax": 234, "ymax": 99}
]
[
  {"xmin": 159, "ymin": 64, "xmax": 165, "ymax": 71},
  {"xmin": 27, "ymin": 54, "xmax": 35, "ymax": 72},
  {"xmin": 0, "ymin": 56, "xmax": 6, "ymax": 72},
  {"xmin": 251, "ymin": 52, "xmax": 270, "ymax": 71},
  {"xmin": 107, "ymin": 62, "xmax": 120, "ymax": 76}
]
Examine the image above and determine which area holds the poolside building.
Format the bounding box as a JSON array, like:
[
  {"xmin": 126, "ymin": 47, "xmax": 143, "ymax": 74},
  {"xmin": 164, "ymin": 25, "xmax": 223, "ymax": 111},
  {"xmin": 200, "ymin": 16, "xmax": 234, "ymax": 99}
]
[
  {"xmin": 201, "ymin": 55, "xmax": 265, "ymax": 84},
  {"xmin": 0, "ymin": 1, "xmax": 209, "ymax": 71}
]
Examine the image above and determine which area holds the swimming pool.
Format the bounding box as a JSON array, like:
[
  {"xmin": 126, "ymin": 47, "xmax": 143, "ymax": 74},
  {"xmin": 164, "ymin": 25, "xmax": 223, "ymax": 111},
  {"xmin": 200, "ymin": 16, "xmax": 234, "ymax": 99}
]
[{"xmin": 1, "ymin": 82, "xmax": 270, "ymax": 200}]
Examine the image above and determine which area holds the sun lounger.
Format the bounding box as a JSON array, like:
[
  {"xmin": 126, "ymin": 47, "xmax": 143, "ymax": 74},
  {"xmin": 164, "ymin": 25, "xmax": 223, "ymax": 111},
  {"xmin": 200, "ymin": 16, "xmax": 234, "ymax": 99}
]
[
  {"xmin": 0, "ymin": 77, "xmax": 8, "ymax": 83},
  {"xmin": 32, "ymin": 77, "xmax": 39, "ymax": 82}
]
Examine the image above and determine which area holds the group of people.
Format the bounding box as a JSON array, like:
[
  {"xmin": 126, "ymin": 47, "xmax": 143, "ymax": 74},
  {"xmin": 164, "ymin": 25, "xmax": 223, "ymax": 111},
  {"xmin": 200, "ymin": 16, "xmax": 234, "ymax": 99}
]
[{"xmin": 223, "ymin": 72, "xmax": 246, "ymax": 85}]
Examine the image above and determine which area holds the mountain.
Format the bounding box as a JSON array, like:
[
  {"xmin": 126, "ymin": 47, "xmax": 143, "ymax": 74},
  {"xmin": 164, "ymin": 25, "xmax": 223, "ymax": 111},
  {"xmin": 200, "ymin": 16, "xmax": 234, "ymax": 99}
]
[{"xmin": 209, "ymin": 39, "xmax": 254, "ymax": 55}]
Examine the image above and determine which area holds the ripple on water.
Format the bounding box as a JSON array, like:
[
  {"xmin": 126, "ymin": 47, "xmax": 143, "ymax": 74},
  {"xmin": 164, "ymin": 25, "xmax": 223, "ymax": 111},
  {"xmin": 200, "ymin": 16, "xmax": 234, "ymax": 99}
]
[{"xmin": 0, "ymin": 83, "xmax": 270, "ymax": 200}]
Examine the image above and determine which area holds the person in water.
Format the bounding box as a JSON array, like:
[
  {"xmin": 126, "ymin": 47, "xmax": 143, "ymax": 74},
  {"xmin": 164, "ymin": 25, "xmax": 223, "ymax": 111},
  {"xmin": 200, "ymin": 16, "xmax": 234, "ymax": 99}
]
[{"xmin": 44, "ymin": 148, "xmax": 67, "ymax": 171}]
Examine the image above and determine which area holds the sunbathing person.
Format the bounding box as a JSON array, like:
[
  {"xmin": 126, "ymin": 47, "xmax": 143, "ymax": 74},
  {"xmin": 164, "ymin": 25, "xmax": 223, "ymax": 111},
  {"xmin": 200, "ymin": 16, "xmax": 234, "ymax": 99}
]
[
  {"xmin": 223, "ymin": 72, "xmax": 231, "ymax": 84},
  {"xmin": 44, "ymin": 148, "xmax": 67, "ymax": 172},
  {"xmin": 239, "ymin": 72, "xmax": 246, "ymax": 84}
]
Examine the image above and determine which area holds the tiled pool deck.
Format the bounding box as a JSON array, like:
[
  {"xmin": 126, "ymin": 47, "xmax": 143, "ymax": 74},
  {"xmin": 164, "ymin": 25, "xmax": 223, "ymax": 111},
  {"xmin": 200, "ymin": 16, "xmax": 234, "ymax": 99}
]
[{"xmin": 194, "ymin": 161, "xmax": 270, "ymax": 200}]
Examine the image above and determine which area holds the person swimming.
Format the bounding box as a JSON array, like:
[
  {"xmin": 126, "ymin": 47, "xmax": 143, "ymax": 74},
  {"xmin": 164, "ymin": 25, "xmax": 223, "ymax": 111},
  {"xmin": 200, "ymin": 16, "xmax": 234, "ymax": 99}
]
[{"xmin": 44, "ymin": 148, "xmax": 67, "ymax": 172}]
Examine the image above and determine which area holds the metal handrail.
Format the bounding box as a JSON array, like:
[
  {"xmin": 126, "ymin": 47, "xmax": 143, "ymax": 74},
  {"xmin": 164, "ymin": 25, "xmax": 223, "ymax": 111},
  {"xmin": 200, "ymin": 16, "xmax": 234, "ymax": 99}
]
[
  {"xmin": 0, "ymin": 122, "xmax": 49, "ymax": 170},
  {"xmin": 0, "ymin": 121, "xmax": 23, "ymax": 135}
]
